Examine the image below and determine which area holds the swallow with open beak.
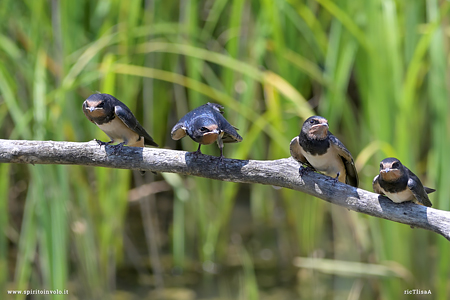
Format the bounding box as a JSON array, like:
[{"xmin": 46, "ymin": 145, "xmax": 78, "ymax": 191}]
[
  {"xmin": 82, "ymin": 93, "xmax": 159, "ymax": 150},
  {"xmin": 290, "ymin": 116, "xmax": 358, "ymax": 187},
  {"xmin": 373, "ymin": 157, "xmax": 434, "ymax": 207},
  {"xmin": 171, "ymin": 102, "xmax": 242, "ymax": 159}
]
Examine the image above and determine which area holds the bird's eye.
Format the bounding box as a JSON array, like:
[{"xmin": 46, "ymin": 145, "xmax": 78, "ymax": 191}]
[
  {"xmin": 200, "ymin": 127, "xmax": 209, "ymax": 132},
  {"xmin": 392, "ymin": 162, "xmax": 399, "ymax": 169},
  {"xmin": 309, "ymin": 119, "xmax": 317, "ymax": 124},
  {"xmin": 97, "ymin": 102, "xmax": 104, "ymax": 108},
  {"xmin": 380, "ymin": 163, "xmax": 383, "ymax": 169}
]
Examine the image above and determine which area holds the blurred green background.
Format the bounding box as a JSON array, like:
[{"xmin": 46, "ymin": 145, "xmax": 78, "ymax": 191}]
[{"xmin": 0, "ymin": 0, "xmax": 449, "ymax": 299}]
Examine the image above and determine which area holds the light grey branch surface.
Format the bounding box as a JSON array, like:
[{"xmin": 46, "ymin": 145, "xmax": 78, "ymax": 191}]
[{"xmin": 1, "ymin": 139, "xmax": 449, "ymax": 241}]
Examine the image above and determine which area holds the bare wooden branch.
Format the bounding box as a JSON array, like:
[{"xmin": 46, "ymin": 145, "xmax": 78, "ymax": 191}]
[{"xmin": 1, "ymin": 139, "xmax": 449, "ymax": 241}]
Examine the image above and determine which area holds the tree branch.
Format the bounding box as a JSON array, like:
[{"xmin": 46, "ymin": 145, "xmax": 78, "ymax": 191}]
[{"xmin": 1, "ymin": 139, "xmax": 449, "ymax": 241}]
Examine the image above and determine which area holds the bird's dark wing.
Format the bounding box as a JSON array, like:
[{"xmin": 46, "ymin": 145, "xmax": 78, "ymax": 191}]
[
  {"xmin": 221, "ymin": 123, "xmax": 242, "ymax": 143},
  {"xmin": 372, "ymin": 175, "xmax": 384, "ymax": 195},
  {"xmin": 290, "ymin": 136, "xmax": 308, "ymax": 164},
  {"xmin": 170, "ymin": 121, "xmax": 188, "ymax": 140},
  {"xmin": 115, "ymin": 105, "xmax": 159, "ymax": 147},
  {"xmin": 329, "ymin": 134, "xmax": 358, "ymax": 187},
  {"xmin": 406, "ymin": 169, "xmax": 432, "ymax": 207},
  {"xmin": 221, "ymin": 129, "xmax": 242, "ymax": 143},
  {"xmin": 212, "ymin": 111, "xmax": 242, "ymax": 143},
  {"xmin": 424, "ymin": 187, "xmax": 436, "ymax": 194}
]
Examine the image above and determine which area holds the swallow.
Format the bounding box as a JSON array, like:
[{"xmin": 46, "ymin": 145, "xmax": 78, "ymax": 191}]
[
  {"xmin": 373, "ymin": 157, "xmax": 434, "ymax": 207},
  {"xmin": 290, "ymin": 116, "xmax": 358, "ymax": 187},
  {"xmin": 171, "ymin": 102, "xmax": 242, "ymax": 159},
  {"xmin": 82, "ymin": 93, "xmax": 159, "ymax": 150}
]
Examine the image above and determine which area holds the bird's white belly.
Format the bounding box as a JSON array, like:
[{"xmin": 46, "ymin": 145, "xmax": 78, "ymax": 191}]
[
  {"xmin": 97, "ymin": 118, "xmax": 139, "ymax": 145},
  {"xmin": 384, "ymin": 189, "xmax": 414, "ymax": 203},
  {"xmin": 301, "ymin": 147, "xmax": 343, "ymax": 178}
]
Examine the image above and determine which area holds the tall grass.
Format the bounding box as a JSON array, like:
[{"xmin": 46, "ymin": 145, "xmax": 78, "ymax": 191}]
[{"xmin": 0, "ymin": 0, "xmax": 449, "ymax": 299}]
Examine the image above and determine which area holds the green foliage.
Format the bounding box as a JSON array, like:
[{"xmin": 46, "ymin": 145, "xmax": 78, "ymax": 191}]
[{"xmin": 0, "ymin": 0, "xmax": 449, "ymax": 299}]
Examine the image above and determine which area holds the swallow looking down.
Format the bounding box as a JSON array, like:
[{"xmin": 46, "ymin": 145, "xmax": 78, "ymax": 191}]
[
  {"xmin": 290, "ymin": 116, "xmax": 358, "ymax": 187},
  {"xmin": 82, "ymin": 93, "xmax": 159, "ymax": 149},
  {"xmin": 373, "ymin": 157, "xmax": 434, "ymax": 207},
  {"xmin": 171, "ymin": 102, "xmax": 242, "ymax": 159}
]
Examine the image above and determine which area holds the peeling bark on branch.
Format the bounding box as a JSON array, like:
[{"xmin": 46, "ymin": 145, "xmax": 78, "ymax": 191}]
[{"xmin": 1, "ymin": 139, "xmax": 449, "ymax": 241}]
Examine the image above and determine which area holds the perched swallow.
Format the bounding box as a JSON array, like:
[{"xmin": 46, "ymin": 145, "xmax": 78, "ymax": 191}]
[
  {"xmin": 82, "ymin": 93, "xmax": 158, "ymax": 149},
  {"xmin": 373, "ymin": 157, "xmax": 434, "ymax": 207},
  {"xmin": 171, "ymin": 102, "xmax": 242, "ymax": 158},
  {"xmin": 290, "ymin": 116, "xmax": 358, "ymax": 187}
]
